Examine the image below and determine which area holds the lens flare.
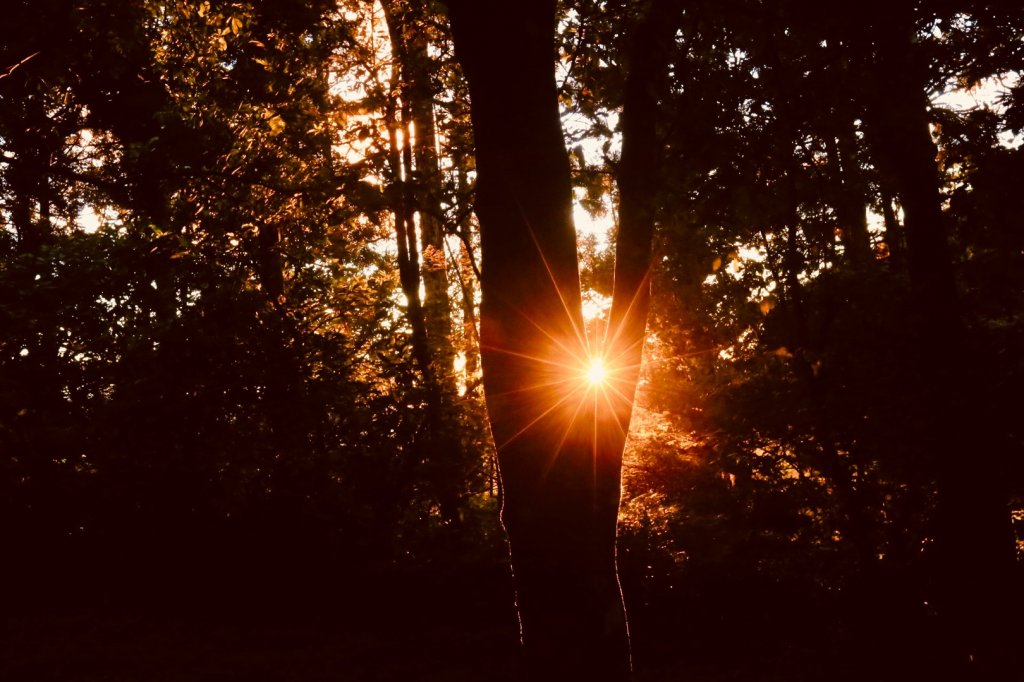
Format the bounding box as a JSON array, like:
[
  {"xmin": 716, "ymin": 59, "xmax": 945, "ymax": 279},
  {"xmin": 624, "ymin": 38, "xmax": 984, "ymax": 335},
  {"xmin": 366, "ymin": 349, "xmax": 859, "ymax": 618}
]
[{"xmin": 586, "ymin": 357, "xmax": 607, "ymax": 386}]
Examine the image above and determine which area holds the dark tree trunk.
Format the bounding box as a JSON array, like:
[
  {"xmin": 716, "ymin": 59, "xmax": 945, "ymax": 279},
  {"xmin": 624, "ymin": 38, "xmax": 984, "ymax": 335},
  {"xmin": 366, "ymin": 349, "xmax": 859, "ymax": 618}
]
[
  {"xmin": 608, "ymin": 0, "xmax": 678, "ymax": 404},
  {"xmin": 864, "ymin": 10, "xmax": 1018, "ymax": 676},
  {"xmin": 879, "ymin": 188, "xmax": 904, "ymax": 263},
  {"xmin": 446, "ymin": 1, "xmax": 631, "ymax": 678},
  {"xmin": 446, "ymin": 0, "xmax": 677, "ymax": 677},
  {"xmin": 456, "ymin": 238, "xmax": 481, "ymax": 380},
  {"xmin": 827, "ymin": 122, "xmax": 874, "ymax": 267},
  {"xmin": 4, "ymin": 86, "xmax": 67, "ymax": 535},
  {"xmin": 384, "ymin": 97, "xmax": 432, "ymax": 380},
  {"xmin": 383, "ymin": 0, "xmax": 467, "ymax": 522},
  {"xmin": 389, "ymin": 0, "xmax": 457, "ymax": 382}
]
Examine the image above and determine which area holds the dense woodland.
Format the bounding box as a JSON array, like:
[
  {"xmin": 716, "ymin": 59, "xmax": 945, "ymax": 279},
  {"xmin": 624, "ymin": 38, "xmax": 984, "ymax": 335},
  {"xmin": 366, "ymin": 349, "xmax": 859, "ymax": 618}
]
[{"xmin": 2, "ymin": 1, "xmax": 1023, "ymax": 680}]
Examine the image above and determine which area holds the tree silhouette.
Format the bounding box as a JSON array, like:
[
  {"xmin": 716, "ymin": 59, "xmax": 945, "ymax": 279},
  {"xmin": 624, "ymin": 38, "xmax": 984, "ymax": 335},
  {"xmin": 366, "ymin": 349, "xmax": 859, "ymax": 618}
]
[{"xmin": 1, "ymin": 2, "xmax": 1022, "ymax": 680}]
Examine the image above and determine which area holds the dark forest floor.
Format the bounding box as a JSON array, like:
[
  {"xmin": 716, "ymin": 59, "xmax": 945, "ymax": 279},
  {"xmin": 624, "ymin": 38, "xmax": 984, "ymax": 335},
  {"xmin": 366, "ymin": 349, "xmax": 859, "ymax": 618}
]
[
  {"xmin": 0, "ymin": 550, "xmax": 985, "ymax": 682},
  {"xmin": 3, "ymin": 605, "xmax": 520, "ymax": 682},
  {"xmin": 3, "ymin": 556, "xmax": 525, "ymax": 682}
]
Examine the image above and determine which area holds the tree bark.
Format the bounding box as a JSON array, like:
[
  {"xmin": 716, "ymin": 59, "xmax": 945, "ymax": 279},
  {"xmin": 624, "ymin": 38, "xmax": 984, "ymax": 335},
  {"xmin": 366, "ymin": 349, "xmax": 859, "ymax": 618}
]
[
  {"xmin": 445, "ymin": 0, "xmax": 678, "ymax": 677},
  {"xmin": 445, "ymin": 1, "xmax": 631, "ymax": 678},
  {"xmin": 608, "ymin": 0, "xmax": 678, "ymax": 412}
]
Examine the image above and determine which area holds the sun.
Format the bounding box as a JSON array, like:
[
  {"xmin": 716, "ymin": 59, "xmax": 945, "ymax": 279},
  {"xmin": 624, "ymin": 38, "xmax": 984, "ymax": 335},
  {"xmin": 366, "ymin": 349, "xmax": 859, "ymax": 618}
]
[{"xmin": 585, "ymin": 356, "xmax": 608, "ymax": 387}]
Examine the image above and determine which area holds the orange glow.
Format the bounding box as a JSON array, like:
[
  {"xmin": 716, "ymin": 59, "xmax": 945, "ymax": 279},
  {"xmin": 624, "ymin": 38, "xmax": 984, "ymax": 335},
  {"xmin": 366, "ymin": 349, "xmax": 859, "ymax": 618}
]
[
  {"xmin": 478, "ymin": 226, "xmax": 646, "ymax": 454},
  {"xmin": 482, "ymin": 334, "xmax": 641, "ymax": 452},
  {"xmin": 586, "ymin": 357, "xmax": 607, "ymax": 386}
]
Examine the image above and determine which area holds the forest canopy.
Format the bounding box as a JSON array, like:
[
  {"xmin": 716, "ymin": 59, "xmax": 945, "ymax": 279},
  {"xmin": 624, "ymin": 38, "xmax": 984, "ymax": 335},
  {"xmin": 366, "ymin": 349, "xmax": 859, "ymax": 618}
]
[{"xmin": 1, "ymin": 1, "xmax": 1022, "ymax": 680}]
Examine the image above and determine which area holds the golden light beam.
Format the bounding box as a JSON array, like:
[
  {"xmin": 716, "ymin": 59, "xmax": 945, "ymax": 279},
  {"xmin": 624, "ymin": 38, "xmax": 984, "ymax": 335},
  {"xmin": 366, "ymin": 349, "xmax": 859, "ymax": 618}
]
[
  {"xmin": 482, "ymin": 208, "xmax": 648, "ymax": 456},
  {"xmin": 479, "ymin": 343, "xmax": 581, "ymax": 371},
  {"xmin": 542, "ymin": 382, "xmax": 596, "ymax": 481},
  {"xmin": 599, "ymin": 387, "xmax": 631, "ymax": 438},
  {"xmin": 586, "ymin": 357, "xmax": 608, "ymax": 386},
  {"xmin": 602, "ymin": 267, "xmax": 653, "ymax": 355},
  {"xmin": 496, "ymin": 380, "xmax": 588, "ymax": 450},
  {"xmin": 505, "ymin": 298, "xmax": 588, "ymax": 362},
  {"xmin": 522, "ymin": 214, "xmax": 591, "ymax": 354}
]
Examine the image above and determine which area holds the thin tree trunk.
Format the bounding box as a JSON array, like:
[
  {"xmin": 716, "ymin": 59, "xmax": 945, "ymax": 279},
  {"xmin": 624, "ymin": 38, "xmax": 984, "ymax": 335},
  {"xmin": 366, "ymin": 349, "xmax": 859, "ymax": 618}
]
[
  {"xmin": 382, "ymin": 0, "xmax": 456, "ymax": 379},
  {"xmin": 455, "ymin": 237, "xmax": 481, "ymax": 380},
  {"xmin": 451, "ymin": 140, "xmax": 482, "ymax": 382},
  {"xmin": 385, "ymin": 104, "xmax": 432, "ymax": 380},
  {"xmin": 382, "ymin": 0, "xmax": 467, "ymax": 522},
  {"xmin": 865, "ymin": 11, "xmax": 1018, "ymax": 676},
  {"xmin": 879, "ymin": 188, "xmax": 903, "ymax": 263},
  {"xmin": 403, "ymin": 3, "xmax": 457, "ymax": 384},
  {"xmin": 827, "ymin": 123, "xmax": 874, "ymax": 267},
  {"xmin": 607, "ymin": 0, "xmax": 679, "ymax": 414},
  {"xmin": 7, "ymin": 89, "xmax": 65, "ymax": 535}
]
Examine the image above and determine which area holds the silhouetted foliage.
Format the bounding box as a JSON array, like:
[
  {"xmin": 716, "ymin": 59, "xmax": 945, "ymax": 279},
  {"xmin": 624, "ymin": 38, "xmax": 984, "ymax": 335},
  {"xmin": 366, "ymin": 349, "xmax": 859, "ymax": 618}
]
[{"xmin": 1, "ymin": 1, "xmax": 1021, "ymax": 680}]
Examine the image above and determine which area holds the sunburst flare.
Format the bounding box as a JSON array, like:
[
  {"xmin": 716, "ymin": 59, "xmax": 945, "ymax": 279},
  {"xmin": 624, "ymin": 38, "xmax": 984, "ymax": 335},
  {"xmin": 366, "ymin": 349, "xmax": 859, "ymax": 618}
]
[{"xmin": 586, "ymin": 356, "xmax": 608, "ymax": 387}]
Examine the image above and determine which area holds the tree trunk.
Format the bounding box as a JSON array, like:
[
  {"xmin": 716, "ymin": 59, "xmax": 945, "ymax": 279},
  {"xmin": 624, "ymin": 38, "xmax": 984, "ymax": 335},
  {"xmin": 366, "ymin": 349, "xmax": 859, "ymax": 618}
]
[
  {"xmin": 864, "ymin": 10, "xmax": 1018, "ymax": 676},
  {"xmin": 394, "ymin": 0, "xmax": 457, "ymax": 384},
  {"xmin": 879, "ymin": 188, "xmax": 904, "ymax": 263},
  {"xmin": 384, "ymin": 97, "xmax": 432, "ymax": 379},
  {"xmin": 6, "ymin": 87, "xmax": 66, "ymax": 536},
  {"xmin": 827, "ymin": 122, "xmax": 874, "ymax": 267},
  {"xmin": 382, "ymin": 0, "xmax": 468, "ymax": 522},
  {"xmin": 446, "ymin": 1, "xmax": 631, "ymax": 678},
  {"xmin": 446, "ymin": 0, "xmax": 678, "ymax": 676},
  {"xmin": 608, "ymin": 0, "xmax": 678, "ymax": 410}
]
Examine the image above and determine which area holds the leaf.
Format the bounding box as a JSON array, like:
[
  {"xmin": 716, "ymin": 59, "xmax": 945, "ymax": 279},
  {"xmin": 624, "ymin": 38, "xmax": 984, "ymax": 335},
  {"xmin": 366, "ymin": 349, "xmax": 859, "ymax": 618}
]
[
  {"xmin": 266, "ymin": 113, "xmax": 286, "ymax": 136},
  {"xmin": 711, "ymin": 256, "xmax": 722, "ymax": 272},
  {"xmin": 230, "ymin": 16, "xmax": 243, "ymax": 35}
]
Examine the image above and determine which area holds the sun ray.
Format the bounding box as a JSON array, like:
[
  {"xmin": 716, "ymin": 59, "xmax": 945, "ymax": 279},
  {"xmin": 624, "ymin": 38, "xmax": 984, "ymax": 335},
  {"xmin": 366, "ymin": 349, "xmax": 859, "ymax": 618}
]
[
  {"xmin": 479, "ymin": 206, "xmax": 655, "ymax": 461},
  {"xmin": 522, "ymin": 219, "xmax": 590, "ymax": 352},
  {"xmin": 496, "ymin": 381, "xmax": 586, "ymax": 450},
  {"xmin": 602, "ymin": 334, "xmax": 646, "ymax": 372},
  {"xmin": 601, "ymin": 374, "xmax": 635, "ymax": 401},
  {"xmin": 484, "ymin": 374, "xmax": 578, "ymax": 398},
  {"xmin": 603, "ymin": 267, "xmax": 653, "ymax": 352},
  {"xmin": 592, "ymin": 389, "xmax": 600, "ymax": 503},
  {"xmin": 599, "ymin": 388, "xmax": 631, "ymax": 437},
  {"xmin": 586, "ymin": 357, "xmax": 607, "ymax": 386},
  {"xmin": 542, "ymin": 383, "xmax": 594, "ymax": 481},
  {"xmin": 480, "ymin": 300, "xmax": 586, "ymax": 371},
  {"xmin": 511, "ymin": 299, "xmax": 586, "ymax": 359},
  {"xmin": 479, "ymin": 343, "xmax": 578, "ymax": 371}
]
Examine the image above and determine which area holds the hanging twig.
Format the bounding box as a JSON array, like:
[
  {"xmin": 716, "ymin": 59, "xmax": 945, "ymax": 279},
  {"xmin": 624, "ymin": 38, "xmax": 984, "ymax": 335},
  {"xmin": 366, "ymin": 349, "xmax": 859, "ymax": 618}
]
[{"xmin": 0, "ymin": 51, "xmax": 40, "ymax": 81}]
